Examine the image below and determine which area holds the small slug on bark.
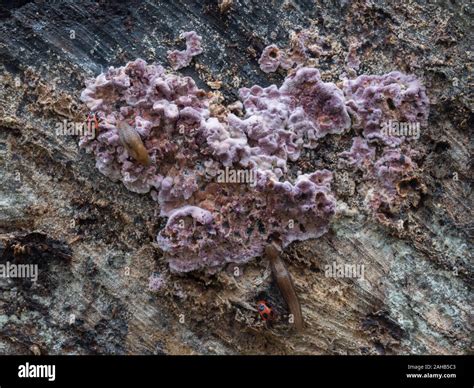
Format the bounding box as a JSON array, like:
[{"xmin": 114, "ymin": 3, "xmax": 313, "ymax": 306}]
[
  {"xmin": 265, "ymin": 241, "xmax": 304, "ymax": 331},
  {"xmin": 116, "ymin": 120, "xmax": 151, "ymax": 166}
]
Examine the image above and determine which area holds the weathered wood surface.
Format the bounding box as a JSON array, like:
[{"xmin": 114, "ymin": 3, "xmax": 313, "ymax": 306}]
[{"xmin": 0, "ymin": 0, "xmax": 471, "ymax": 354}]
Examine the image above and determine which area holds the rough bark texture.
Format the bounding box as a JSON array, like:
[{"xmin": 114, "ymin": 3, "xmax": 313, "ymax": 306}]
[{"xmin": 0, "ymin": 0, "xmax": 472, "ymax": 355}]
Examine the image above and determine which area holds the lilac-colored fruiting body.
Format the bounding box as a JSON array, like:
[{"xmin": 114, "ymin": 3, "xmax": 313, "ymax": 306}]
[
  {"xmin": 148, "ymin": 273, "xmax": 165, "ymax": 291},
  {"xmin": 281, "ymin": 67, "xmax": 351, "ymax": 139},
  {"xmin": 81, "ymin": 59, "xmax": 341, "ymax": 272},
  {"xmin": 343, "ymin": 71, "xmax": 429, "ymax": 145},
  {"xmin": 340, "ymin": 138, "xmax": 416, "ymax": 194},
  {"xmin": 345, "ymin": 41, "xmax": 361, "ymax": 72},
  {"xmin": 258, "ymin": 44, "xmax": 294, "ymax": 73},
  {"xmin": 158, "ymin": 170, "xmax": 335, "ymax": 272},
  {"xmin": 257, "ymin": 30, "xmax": 331, "ymax": 74},
  {"xmin": 235, "ymin": 67, "xmax": 350, "ymax": 159},
  {"xmin": 167, "ymin": 31, "xmax": 203, "ymax": 70},
  {"xmin": 374, "ymin": 149, "xmax": 416, "ymax": 193},
  {"xmin": 339, "ymin": 137, "xmax": 375, "ymax": 168},
  {"xmin": 80, "ymin": 59, "xmax": 208, "ymax": 195},
  {"xmin": 81, "ymin": 47, "xmax": 429, "ymax": 272},
  {"xmin": 338, "ymin": 72, "xmax": 429, "ymax": 214}
]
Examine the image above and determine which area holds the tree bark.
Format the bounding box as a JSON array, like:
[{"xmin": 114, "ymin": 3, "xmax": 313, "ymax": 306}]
[{"xmin": 0, "ymin": 0, "xmax": 471, "ymax": 354}]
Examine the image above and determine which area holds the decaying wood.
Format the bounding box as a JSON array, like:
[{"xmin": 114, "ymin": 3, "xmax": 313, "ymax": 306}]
[{"xmin": 0, "ymin": 0, "xmax": 471, "ymax": 354}]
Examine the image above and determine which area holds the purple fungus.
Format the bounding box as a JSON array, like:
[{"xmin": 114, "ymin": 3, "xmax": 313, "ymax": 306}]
[
  {"xmin": 81, "ymin": 39, "xmax": 429, "ymax": 273},
  {"xmin": 258, "ymin": 44, "xmax": 294, "ymax": 73},
  {"xmin": 343, "ymin": 71, "xmax": 429, "ymax": 145},
  {"xmin": 167, "ymin": 31, "xmax": 203, "ymax": 70}
]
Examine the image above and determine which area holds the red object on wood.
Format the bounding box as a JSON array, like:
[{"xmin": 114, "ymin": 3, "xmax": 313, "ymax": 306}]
[{"xmin": 257, "ymin": 300, "xmax": 274, "ymax": 321}]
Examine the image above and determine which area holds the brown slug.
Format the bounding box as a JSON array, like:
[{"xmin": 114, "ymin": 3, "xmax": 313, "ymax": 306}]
[
  {"xmin": 265, "ymin": 241, "xmax": 304, "ymax": 331},
  {"xmin": 116, "ymin": 120, "xmax": 151, "ymax": 166}
]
